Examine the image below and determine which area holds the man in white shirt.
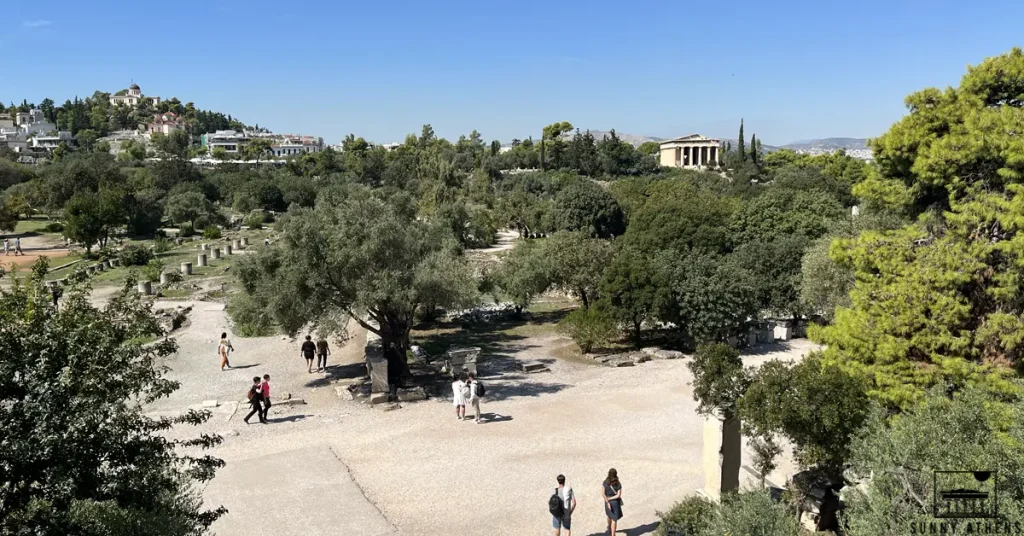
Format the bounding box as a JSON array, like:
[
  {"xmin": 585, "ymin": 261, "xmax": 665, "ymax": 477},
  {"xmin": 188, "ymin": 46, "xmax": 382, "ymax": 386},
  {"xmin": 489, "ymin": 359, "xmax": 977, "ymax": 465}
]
[{"xmin": 553, "ymin": 474, "xmax": 576, "ymax": 536}]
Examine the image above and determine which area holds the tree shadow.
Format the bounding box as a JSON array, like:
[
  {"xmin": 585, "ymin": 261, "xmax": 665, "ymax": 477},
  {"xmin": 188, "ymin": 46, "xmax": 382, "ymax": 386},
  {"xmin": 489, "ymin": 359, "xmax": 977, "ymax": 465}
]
[
  {"xmin": 303, "ymin": 363, "xmax": 367, "ymax": 388},
  {"xmin": 740, "ymin": 341, "xmax": 795, "ymax": 356}
]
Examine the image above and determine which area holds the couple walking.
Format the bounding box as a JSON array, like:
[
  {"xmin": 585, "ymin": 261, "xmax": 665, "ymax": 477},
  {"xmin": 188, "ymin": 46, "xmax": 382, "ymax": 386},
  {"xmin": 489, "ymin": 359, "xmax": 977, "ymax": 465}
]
[
  {"xmin": 451, "ymin": 372, "xmax": 484, "ymax": 423},
  {"xmin": 3, "ymin": 237, "xmax": 22, "ymax": 256},
  {"xmin": 549, "ymin": 469, "xmax": 623, "ymax": 536},
  {"xmin": 244, "ymin": 374, "xmax": 273, "ymax": 424}
]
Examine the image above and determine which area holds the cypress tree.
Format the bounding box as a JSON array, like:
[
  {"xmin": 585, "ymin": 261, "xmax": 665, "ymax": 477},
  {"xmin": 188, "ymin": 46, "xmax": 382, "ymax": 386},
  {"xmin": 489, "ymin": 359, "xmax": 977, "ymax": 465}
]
[
  {"xmin": 737, "ymin": 119, "xmax": 746, "ymax": 161},
  {"xmin": 750, "ymin": 133, "xmax": 758, "ymax": 166}
]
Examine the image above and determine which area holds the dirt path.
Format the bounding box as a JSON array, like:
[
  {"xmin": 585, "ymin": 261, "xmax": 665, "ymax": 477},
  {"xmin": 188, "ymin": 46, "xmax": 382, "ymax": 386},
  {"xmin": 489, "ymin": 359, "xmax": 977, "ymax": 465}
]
[{"xmin": 148, "ymin": 299, "xmax": 818, "ymax": 536}]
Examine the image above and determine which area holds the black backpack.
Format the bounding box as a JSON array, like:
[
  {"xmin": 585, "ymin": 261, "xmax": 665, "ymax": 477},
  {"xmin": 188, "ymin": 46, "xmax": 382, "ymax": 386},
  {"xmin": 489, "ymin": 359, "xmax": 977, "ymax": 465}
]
[
  {"xmin": 475, "ymin": 381, "xmax": 485, "ymax": 397},
  {"xmin": 548, "ymin": 489, "xmax": 564, "ymax": 518}
]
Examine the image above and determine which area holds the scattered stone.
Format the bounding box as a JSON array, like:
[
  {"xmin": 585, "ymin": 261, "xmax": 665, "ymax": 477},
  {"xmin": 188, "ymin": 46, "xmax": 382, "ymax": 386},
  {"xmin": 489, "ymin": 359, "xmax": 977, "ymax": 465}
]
[
  {"xmin": 642, "ymin": 348, "xmax": 685, "ymax": 360},
  {"xmin": 520, "ymin": 361, "xmax": 550, "ymax": 373},
  {"xmin": 396, "ymin": 386, "xmax": 427, "ymax": 402},
  {"xmin": 369, "ymin": 392, "xmax": 389, "ymax": 404},
  {"xmin": 202, "ymin": 399, "xmax": 219, "ymax": 408},
  {"xmin": 380, "ymin": 403, "xmax": 402, "ymax": 412},
  {"xmin": 333, "ymin": 377, "xmax": 366, "ymax": 387},
  {"xmin": 275, "ymin": 398, "xmax": 305, "ymax": 406},
  {"xmin": 219, "ymin": 430, "xmax": 239, "ymax": 437},
  {"xmin": 614, "ymin": 360, "xmax": 635, "ymax": 367},
  {"xmin": 277, "ymin": 392, "xmax": 292, "ymax": 401}
]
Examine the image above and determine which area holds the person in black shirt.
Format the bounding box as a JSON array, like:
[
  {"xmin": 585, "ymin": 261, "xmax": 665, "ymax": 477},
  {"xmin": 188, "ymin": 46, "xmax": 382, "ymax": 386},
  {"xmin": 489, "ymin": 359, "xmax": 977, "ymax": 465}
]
[
  {"xmin": 300, "ymin": 335, "xmax": 317, "ymax": 373},
  {"xmin": 244, "ymin": 376, "xmax": 267, "ymax": 424}
]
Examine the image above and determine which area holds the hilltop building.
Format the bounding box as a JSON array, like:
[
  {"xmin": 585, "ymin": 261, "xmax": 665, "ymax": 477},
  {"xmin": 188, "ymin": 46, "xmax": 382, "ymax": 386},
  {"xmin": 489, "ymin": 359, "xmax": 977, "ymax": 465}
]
[
  {"xmin": 110, "ymin": 83, "xmax": 161, "ymax": 107},
  {"xmin": 145, "ymin": 112, "xmax": 185, "ymax": 136},
  {"xmin": 659, "ymin": 134, "xmax": 722, "ymax": 169},
  {"xmin": 201, "ymin": 130, "xmax": 324, "ymax": 156}
]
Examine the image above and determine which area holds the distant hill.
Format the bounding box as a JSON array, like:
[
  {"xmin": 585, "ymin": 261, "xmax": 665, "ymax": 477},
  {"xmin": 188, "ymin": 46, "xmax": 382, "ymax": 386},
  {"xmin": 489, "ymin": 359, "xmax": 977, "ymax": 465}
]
[{"xmin": 781, "ymin": 137, "xmax": 869, "ymax": 152}]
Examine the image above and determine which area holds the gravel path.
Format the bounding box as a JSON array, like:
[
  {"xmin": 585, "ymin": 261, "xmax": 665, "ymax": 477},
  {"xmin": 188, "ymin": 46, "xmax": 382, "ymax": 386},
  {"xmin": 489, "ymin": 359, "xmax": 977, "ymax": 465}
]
[{"xmin": 149, "ymin": 299, "xmax": 819, "ymax": 536}]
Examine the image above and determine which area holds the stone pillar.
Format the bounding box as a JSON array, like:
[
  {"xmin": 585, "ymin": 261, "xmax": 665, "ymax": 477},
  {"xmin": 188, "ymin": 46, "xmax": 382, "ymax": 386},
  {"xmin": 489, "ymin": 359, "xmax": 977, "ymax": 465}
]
[
  {"xmin": 211, "ymin": 248, "xmax": 221, "ymax": 260},
  {"xmin": 160, "ymin": 272, "xmax": 170, "ymax": 285},
  {"xmin": 232, "ymin": 239, "xmax": 241, "ymax": 250},
  {"xmin": 225, "ymin": 244, "xmax": 233, "ymax": 255},
  {"xmin": 696, "ymin": 145, "xmax": 703, "ymax": 167},
  {"xmin": 702, "ymin": 412, "xmax": 741, "ymax": 501},
  {"xmin": 197, "ymin": 253, "xmax": 208, "ymax": 267},
  {"xmin": 138, "ymin": 280, "xmax": 153, "ymax": 296},
  {"xmin": 180, "ymin": 262, "xmax": 193, "ymax": 276},
  {"xmin": 240, "ymin": 237, "xmax": 249, "ymax": 247},
  {"xmin": 101, "ymin": 260, "xmax": 111, "ymax": 269},
  {"xmin": 201, "ymin": 243, "xmax": 209, "ymax": 251},
  {"xmin": 109, "ymin": 258, "xmax": 120, "ymax": 267}
]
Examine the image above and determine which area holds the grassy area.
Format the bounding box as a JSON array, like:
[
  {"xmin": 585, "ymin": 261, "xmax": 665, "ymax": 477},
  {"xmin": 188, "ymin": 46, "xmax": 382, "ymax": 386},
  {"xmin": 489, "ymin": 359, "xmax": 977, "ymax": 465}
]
[{"xmin": 13, "ymin": 218, "xmax": 59, "ymax": 235}]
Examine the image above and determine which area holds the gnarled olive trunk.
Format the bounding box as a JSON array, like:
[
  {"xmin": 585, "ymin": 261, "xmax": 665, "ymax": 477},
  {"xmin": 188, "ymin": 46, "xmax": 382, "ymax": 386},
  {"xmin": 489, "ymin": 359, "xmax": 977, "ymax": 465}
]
[{"xmin": 377, "ymin": 313, "xmax": 413, "ymax": 386}]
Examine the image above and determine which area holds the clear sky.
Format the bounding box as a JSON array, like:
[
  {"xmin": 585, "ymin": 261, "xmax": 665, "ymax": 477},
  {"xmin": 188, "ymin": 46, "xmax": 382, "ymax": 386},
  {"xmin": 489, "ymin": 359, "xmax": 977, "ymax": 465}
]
[{"xmin": 5, "ymin": 0, "xmax": 1023, "ymax": 146}]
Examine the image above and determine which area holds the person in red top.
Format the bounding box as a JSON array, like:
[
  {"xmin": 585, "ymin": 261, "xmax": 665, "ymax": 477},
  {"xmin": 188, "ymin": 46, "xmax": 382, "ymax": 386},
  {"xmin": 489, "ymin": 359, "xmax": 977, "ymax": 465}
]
[{"xmin": 260, "ymin": 374, "xmax": 272, "ymax": 421}]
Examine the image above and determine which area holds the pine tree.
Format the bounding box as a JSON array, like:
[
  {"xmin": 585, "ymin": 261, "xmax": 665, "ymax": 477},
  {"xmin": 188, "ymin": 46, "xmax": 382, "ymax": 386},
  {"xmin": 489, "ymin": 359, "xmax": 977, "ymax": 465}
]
[{"xmin": 737, "ymin": 119, "xmax": 746, "ymax": 161}]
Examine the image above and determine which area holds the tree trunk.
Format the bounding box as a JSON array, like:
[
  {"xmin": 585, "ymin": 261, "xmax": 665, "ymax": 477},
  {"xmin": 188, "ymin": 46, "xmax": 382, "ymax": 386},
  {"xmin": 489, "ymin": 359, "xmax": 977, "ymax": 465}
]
[
  {"xmin": 632, "ymin": 319, "xmax": 642, "ymax": 348},
  {"xmin": 579, "ymin": 289, "xmax": 590, "ymax": 309},
  {"xmin": 379, "ymin": 317, "xmax": 412, "ymax": 386}
]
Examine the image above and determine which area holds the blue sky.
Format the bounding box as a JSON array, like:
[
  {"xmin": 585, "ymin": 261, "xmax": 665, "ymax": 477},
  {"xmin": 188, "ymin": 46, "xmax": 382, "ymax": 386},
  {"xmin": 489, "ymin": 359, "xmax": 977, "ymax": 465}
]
[{"xmin": 5, "ymin": 0, "xmax": 1023, "ymax": 146}]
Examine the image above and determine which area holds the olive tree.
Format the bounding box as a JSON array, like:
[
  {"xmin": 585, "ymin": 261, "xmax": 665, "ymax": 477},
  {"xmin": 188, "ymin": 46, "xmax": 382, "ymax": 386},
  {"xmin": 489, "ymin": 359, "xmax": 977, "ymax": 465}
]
[{"xmin": 234, "ymin": 187, "xmax": 478, "ymax": 381}]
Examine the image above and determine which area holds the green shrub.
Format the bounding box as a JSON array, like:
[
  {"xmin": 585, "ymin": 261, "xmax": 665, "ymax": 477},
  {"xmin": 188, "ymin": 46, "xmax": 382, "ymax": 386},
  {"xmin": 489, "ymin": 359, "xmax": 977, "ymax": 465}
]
[
  {"xmin": 710, "ymin": 490, "xmax": 799, "ymax": 536},
  {"xmin": 43, "ymin": 222, "xmax": 64, "ymax": 233},
  {"xmin": 193, "ymin": 215, "xmax": 214, "ymax": 231},
  {"xmin": 226, "ymin": 293, "xmax": 275, "ymax": 337},
  {"xmin": 202, "ymin": 226, "xmax": 222, "ymax": 239},
  {"xmin": 262, "ymin": 211, "xmax": 276, "ymax": 224},
  {"xmin": 141, "ymin": 258, "xmax": 164, "ymax": 282},
  {"xmin": 161, "ymin": 270, "xmax": 183, "ymax": 284},
  {"xmin": 688, "ymin": 343, "xmax": 748, "ymax": 417},
  {"xmin": 153, "ymin": 236, "xmax": 173, "ymax": 254},
  {"xmin": 557, "ymin": 307, "xmax": 617, "ymax": 353},
  {"xmin": 178, "ymin": 223, "xmax": 196, "ymax": 238},
  {"xmin": 244, "ymin": 213, "xmax": 264, "ymax": 230},
  {"xmin": 117, "ymin": 244, "xmax": 154, "ymax": 267},
  {"xmin": 657, "ymin": 496, "xmax": 716, "ymax": 536}
]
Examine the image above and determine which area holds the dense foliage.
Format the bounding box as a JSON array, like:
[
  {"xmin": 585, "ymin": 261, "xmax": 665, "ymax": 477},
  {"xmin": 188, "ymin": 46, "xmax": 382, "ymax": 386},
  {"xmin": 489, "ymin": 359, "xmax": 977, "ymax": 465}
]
[{"xmin": 0, "ymin": 266, "xmax": 224, "ymax": 535}]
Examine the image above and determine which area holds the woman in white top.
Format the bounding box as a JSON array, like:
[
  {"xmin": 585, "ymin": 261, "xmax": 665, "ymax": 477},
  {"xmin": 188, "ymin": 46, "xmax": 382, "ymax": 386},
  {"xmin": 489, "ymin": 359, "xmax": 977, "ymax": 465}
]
[
  {"xmin": 218, "ymin": 332, "xmax": 234, "ymax": 371},
  {"xmin": 451, "ymin": 373, "xmax": 469, "ymax": 420}
]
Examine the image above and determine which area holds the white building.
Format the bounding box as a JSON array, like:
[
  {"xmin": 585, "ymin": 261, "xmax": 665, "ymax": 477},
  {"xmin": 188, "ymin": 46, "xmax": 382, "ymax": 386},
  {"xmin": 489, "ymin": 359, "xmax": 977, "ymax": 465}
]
[
  {"xmin": 15, "ymin": 109, "xmax": 45, "ymax": 126},
  {"xmin": 145, "ymin": 112, "xmax": 185, "ymax": 136},
  {"xmin": 202, "ymin": 130, "xmax": 248, "ymax": 153},
  {"xmin": 31, "ymin": 131, "xmax": 73, "ymax": 150},
  {"xmin": 658, "ymin": 134, "xmax": 723, "ymax": 169},
  {"xmin": 110, "ymin": 83, "xmax": 161, "ymax": 107},
  {"xmin": 269, "ymin": 135, "xmax": 324, "ymax": 157}
]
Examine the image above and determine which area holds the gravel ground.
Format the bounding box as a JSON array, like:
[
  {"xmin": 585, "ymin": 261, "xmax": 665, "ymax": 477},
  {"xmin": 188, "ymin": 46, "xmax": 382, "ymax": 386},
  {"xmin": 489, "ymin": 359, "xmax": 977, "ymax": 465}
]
[{"xmin": 149, "ymin": 300, "xmax": 819, "ymax": 536}]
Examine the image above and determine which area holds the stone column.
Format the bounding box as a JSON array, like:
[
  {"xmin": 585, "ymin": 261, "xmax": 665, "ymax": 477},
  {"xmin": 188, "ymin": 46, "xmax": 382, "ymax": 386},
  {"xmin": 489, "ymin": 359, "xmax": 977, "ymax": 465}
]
[
  {"xmin": 180, "ymin": 262, "xmax": 193, "ymax": 275},
  {"xmin": 225, "ymin": 244, "xmax": 233, "ymax": 255},
  {"xmin": 702, "ymin": 411, "xmax": 741, "ymax": 501},
  {"xmin": 232, "ymin": 239, "xmax": 240, "ymax": 251},
  {"xmin": 138, "ymin": 280, "xmax": 153, "ymax": 296},
  {"xmin": 160, "ymin": 272, "xmax": 170, "ymax": 285},
  {"xmin": 211, "ymin": 248, "xmax": 221, "ymax": 260},
  {"xmin": 201, "ymin": 243, "xmax": 208, "ymax": 251},
  {"xmin": 686, "ymin": 146, "xmax": 692, "ymax": 166},
  {"xmin": 197, "ymin": 253, "xmax": 208, "ymax": 267},
  {"xmin": 696, "ymin": 145, "xmax": 703, "ymax": 167},
  {"xmin": 240, "ymin": 237, "xmax": 249, "ymax": 247}
]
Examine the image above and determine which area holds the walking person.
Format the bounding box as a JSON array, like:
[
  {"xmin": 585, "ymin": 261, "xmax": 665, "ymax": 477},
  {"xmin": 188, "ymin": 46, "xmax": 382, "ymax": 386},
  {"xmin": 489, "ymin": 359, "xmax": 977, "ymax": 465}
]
[
  {"xmin": 467, "ymin": 372, "xmax": 484, "ymax": 424},
  {"xmin": 316, "ymin": 337, "xmax": 331, "ymax": 372},
  {"xmin": 549, "ymin": 474, "xmax": 576, "ymax": 536},
  {"xmin": 300, "ymin": 335, "xmax": 316, "ymax": 373},
  {"xmin": 602, "ymin": 468, "xmax": 623, "ymax": 535},
  {"xmin": 260, "ymin": 374, "xmax": 272, "ymax": 421},
  {"xmin": 244, "ymin": 376, "xmax": 267, "ymax": 424},
  {"xmin": 3, "ymin": 238, "xmax": 8, "ymax": 256},
  {"xmin": 14, "ymin": 237, "xmax": 22, "ymax": 256},
  {"xmin": 451, "ymin": 373, "xmax": 468, "ymax": 420},
  {"xmin": 218, "ymin": 332, "xmax": 234, "ymax": 371}
]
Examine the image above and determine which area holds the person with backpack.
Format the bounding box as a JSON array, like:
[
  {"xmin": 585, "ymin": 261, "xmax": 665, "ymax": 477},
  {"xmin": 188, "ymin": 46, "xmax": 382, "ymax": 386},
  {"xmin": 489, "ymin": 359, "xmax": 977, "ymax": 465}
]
[
  {"xmin": 244, "ymin": 376, "xmax": 267, "ymax": 424},
  {"xmin": 260, "ymin": 374, "xmax": 272, "ymax": 421},
  {"xmin": 467, "ymin": 372, "xmax": 484, "ymax": 424},
  {"xmin": 549, "ymin": 474, "xmax": 576, "ymax": 536}
]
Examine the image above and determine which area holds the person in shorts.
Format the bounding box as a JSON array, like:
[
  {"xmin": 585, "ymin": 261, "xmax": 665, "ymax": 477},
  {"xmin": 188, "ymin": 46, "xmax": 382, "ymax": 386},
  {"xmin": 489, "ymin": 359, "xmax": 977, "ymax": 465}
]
[
  {"xmin": 553, "ymin": 474, "xmax": 576, "ymax": 536},
  {"xmin": 300, "ymin": 335, "xmax": 317, "ymax": 373}
]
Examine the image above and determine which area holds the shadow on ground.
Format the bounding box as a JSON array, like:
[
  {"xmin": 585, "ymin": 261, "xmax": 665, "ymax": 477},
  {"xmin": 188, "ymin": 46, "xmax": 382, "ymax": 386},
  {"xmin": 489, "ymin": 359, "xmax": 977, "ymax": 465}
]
[
  {"xmin": 304, "ymin": 363, "xmax": 367, "ymax": 388},
  {"xmin": 583, "ymin": 521, "xmax": 660, "ymax": 536}
]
